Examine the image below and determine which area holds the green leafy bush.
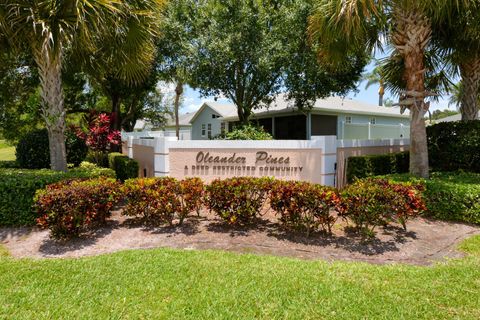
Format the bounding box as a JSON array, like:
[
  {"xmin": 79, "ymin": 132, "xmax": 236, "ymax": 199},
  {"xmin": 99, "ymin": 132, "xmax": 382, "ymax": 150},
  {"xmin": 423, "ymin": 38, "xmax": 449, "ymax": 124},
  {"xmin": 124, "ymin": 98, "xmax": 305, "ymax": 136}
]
[
  {"xmin": 108, "ymin": 152, "xmax": 139, "ymax": 181},
  {"xmin": 205, "ymin": 177, "xmax": 272, "ymax": 225},
  {"xmin": 0, "ymin": 161, "xmax": 19, "ymax": 168},
  {"xmin": 218, "ymin": 124, "xmax": 273, "ymax": 140},
  {"xmin": 122, "ymin": 177, "xmax": 204, "ymax": 225},
  {"xmin": 16, "ymin": 129, "xmax": 88, "ymax": 169},
  {"xmin": 85, "ymin": 150, "xmax": 109, "ymax": 168},
  {"xmin": 269, "ymin": 180, "xmax": 341, "ymax": 235},
  {"xmin": 35, "ymin": 178, "xmax": 121, "ymax": 239},
  {"xmin": 341, "ymin": 178, "xmax": 425, "ymax": 235},
  {"xmin": 427, "ymin": 121, "xmax": 480, "ymax": 173},
  {"xmin": 0, "ymin": 162, "xmax": 115, "ymax": 226},
  {"xmin": 346, "ymin": 152, "xmax": 409, "ymax": 183},
  {"xmin": 382, "ymin": 172, "xmax": 480, "ymax": 225}
]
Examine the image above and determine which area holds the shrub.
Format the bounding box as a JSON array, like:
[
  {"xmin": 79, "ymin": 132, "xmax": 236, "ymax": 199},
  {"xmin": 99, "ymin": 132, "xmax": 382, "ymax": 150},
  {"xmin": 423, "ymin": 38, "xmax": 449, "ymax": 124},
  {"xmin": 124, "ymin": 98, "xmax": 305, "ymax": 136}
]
[
  {"xmin": 16, "ymin": 129, "xmax": 88, "ymax": 169},
  {"xmin": 217, "ymin": 124, "xmax": 273, "ymax": 140},
  {"xmin": 427, "ymin": 120, "xmax": 480, "ymax": 173},
  {"xmin": 108, "ymin": 152, "xmax": 139, "ymax": 181},
  {"xmin": 122, "ymin": 178, "xmax": 180, "ymax": 226},
  {"xmin": 0, "ymin": 162, "xmax": 115, "ymax": 226},
  {"xmin": 269, "ymin": 181, "xmax": 341, "ymax": 235},
  {"xmin": 341, "ymin": 178, "xmax": 425, "ymax": 235},
  {"xmin": 35, "ymin": 178, "xmax": 121, "ymax": 239},
  {"xmin": 346, "ymin": 152, "xmax": 409, "ymax": 183},
  {"xmin": 178, "ymin": 178, "xmax": 205, "ymax": 220},
  {"xmin": 0, "ymin": 161, "xmax": 19, "ymax": 168},
  {"xmin": 85, "ymin": 150, "xmax": 109, "ymax": 168},
  {"xmin": 382, "ymin": 172, "xmax": 480, "ymax": 225},
  {"xmin": 205, "ymin": 177, "xmax": 272, "ymax": 225},
  {"xmin": 122, "ymin": 177, "xmax": 205, "ymax": 226}
]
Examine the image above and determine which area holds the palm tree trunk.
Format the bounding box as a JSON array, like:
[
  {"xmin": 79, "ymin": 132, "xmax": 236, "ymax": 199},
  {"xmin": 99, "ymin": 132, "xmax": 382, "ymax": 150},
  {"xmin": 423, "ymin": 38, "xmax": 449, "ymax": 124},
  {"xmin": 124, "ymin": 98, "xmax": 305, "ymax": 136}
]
[
  {"xmin": 34, "ymin": 47, "xmax": 67, "ymax": 172},
  {"xmin": 392, "ymin": 9, "xmax": 431, "ymax": 178},
  {"xmin": 459, "ymin": 55, "xmax": 480, "ymax": 121},
  {"xmin": 174, "ymin": 81, "xmax": 184, "ymax": 139}
]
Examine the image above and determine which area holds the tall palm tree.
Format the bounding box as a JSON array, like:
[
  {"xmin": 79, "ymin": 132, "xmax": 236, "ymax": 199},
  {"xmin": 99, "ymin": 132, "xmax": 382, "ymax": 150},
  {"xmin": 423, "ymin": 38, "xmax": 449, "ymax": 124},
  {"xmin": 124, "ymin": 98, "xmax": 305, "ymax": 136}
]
[
  {"xmin": 364, "ymin": 65, "xmax": 385, "ymax": 106},
  {"xmin": 81, "ymin": 0, "xmax": 166, "ymax": 131},
  {"xmin": 309, "ymin": 0, "xmax": 472, "ymax": 178},
  {"xmin": 0, "ymin": 1, "xmax": 121, "ymax": 171},
  {"xmin": 433, "ymin": 8, "xmax": 480, "ymax": 121}
]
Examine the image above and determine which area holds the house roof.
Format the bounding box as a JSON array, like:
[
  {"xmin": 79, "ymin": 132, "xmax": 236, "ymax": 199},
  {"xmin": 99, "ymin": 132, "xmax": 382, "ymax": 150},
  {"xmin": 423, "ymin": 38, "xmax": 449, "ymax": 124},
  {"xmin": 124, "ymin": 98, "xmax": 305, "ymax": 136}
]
[
  {"xmin": 165, "ymin": 112, "xmax": 195, "ymax": 127},
  {"xmin": 433, "ymin": 112, "xmax": 480, "ymax": 123},
  {"xmin": 189, "ymin": 102, "xmax": 238, "ymax": 124},
  {"xmin": 217, "ymin": 95, "xmax": 410, "ymax": 121}
]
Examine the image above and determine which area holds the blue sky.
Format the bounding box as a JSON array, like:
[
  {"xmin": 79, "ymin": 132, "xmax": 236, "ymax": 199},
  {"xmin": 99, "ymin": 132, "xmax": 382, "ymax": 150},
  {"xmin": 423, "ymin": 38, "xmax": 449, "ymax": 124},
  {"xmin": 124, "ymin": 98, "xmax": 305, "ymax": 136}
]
[{"xmin": 179, "ymin": 58, "xmax": 454, "ymax": 115}]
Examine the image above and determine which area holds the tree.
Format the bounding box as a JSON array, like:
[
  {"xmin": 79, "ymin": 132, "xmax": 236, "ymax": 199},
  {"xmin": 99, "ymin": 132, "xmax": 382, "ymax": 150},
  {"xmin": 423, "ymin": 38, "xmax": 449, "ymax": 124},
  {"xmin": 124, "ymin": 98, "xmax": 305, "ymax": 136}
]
[
  {"xmin": 308, "ymin": 0, "xmax": 473, "ymax": 178},
  {"xmin": 433, "ymin": 8, "xmax": 480, "ymax": 121},
  {"xmin": 0, "ymin": 0, "xmax": 121, "ymax": 171},
  {"xmin": 185, "ymin": 0, "xmax": 365, "ymax": 125},
  {"xmin": 81, "ymin": 0, "xmax": 165, "ymax": 131},
  {"xmin": 157, "ymin": 0, "xmax": 197, "ymax": 138},
  {"xmin": 363, "ymin": 64, "xmax": 386, "ymax": 106}
]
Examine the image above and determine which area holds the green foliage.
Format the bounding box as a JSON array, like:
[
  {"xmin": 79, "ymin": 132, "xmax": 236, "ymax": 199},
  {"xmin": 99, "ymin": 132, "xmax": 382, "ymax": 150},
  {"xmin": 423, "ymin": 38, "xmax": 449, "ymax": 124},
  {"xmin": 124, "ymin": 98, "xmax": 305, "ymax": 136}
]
[
  {"xmin": 108, "ymin": 152, "xmax": 139, "ymax": 181},
  {"xmin": 122, "ymin": 177, "xmax": 204, "ymax": 226},
  {"xmin": 0, "ymin": 161, "xmax": 19, "ymax": 168},
  {"xmin": 205, "ymin": 177, "xmax": 272, "ymax": 225},
  {"xmin": 16, "ymin": 129, "xmax": 88, "ymax": 169},
  {"xmin": 427, "ymin": 121, "xmax": 480, "ymax": 173},
  {"xmin": 269, "ymin": 180, "xmax": 341, "ymax": 235},
  {"xmin": 381, "ymin": 172, "xmax": 480, "ymax": 225},
  {"xmin": 346, "ymin": 152, "xmax": 409, "ymax": 183},
  {"xmin": 35, "ymin": 178, "xmax": 122, "ymax": 239},
  {"xmin": 430, "ymin": 109, "xmax": 459, "ymax": 120},
  {"xmin": 85, "ymin": 151, "xmax": 109, "ymax": 168},
  {"xmin": 341, "ymin": 178, "xmax": 425, "ymax": 235},
  {"xmin": 185, "ymin": 0, "xmax": 365, "ymax": 123},
  {"xmin": 0, "ymin": 162, "xmax": 115, "ymax": 226},
  {"xmin": 220, "ymin": 124, "xmax": 273, "ymax": 140}
]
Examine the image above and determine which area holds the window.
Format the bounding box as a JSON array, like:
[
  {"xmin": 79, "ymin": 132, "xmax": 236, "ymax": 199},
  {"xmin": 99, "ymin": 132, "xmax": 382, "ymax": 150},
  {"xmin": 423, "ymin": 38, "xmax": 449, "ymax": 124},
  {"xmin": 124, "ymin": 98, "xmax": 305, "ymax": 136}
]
[
  {"xmin": 207, "ymin": 124, "xmax": 212, "ymax": 138},
  {"xmin": 370, "ymin": 117, "xmax": 376, "ymax": 125},
  {"xmin": 345, "ymin": 116, "xmax": 352, "ymax": 124},
  {"xmin": 201, "ymin": 124, "xmax": 206, "ymax": 137},
  {"xmin": 212, "ymin": 114, "xmax": 220, "ymax": 119},
  {"xmin": 220, "ymin": 122, "xmax": 226, "ymax": 134}
]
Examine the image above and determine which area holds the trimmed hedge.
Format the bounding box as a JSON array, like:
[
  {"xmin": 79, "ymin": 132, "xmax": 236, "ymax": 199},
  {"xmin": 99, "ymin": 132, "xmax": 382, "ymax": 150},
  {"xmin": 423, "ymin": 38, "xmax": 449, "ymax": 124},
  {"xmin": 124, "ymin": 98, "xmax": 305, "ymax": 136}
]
[
  {"xmin": 35, "ymin": 178, "xmax": 122, "ymax": 239},
  {"xmin": 0, "ymin": 161, "xmax": 19, "ymax": 169},
  {"xmin": 380, "ymin": 172, "xmax": 480, "ymax": 225},
  {"xmin": 16, "ymin": 129, "xmax": 88, "ymax": 169},
  {"xmin": 0, "ymin": 162, "xmax": 115, "ymax": 226},
  {"xmin": 346, "ymin": 152, "xmax": 409, "ymax": 183},
  {"xmin": 122, "ymin": 177, "xmax": 204, "ymax": 226},
  {"xmin": 205, "ymin": 177, "xmax": 273, "ymax": 225},
  {"xmin": 108, "ymin": 152, "xmax": 139, "ymax": 182},
  {"xmin": 427, "ymin": 120, "xmax": 480, "ymax": 173}
]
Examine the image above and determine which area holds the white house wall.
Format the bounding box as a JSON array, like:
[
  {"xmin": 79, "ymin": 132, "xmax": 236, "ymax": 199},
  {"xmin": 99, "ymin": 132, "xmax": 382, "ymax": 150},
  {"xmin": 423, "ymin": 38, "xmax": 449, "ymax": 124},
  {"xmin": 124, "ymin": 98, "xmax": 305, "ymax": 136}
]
[{"xmin": 191, "ymin": 105, "xmax": 223, "ymax": 140}]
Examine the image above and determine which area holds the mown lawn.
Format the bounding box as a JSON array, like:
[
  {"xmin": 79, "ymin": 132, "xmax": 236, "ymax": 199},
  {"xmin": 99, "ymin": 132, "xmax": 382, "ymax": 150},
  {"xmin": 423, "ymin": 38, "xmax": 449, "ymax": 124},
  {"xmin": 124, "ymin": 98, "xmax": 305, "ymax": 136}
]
[
  {"xmin": 0, "ymin": 140, "xmax": 15, "ymax": 161},
  {"xmin": 0, "ymin": 236, "xmax": 479, "ymax": 319}
]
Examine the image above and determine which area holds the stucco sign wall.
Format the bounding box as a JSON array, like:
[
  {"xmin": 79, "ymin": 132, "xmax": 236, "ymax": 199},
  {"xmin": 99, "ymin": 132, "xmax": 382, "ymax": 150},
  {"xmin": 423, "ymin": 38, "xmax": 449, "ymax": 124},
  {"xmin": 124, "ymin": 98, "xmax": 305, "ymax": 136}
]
[{"xmin": 169, "ymin": 148, "xmax": 324, "ymax": 183}]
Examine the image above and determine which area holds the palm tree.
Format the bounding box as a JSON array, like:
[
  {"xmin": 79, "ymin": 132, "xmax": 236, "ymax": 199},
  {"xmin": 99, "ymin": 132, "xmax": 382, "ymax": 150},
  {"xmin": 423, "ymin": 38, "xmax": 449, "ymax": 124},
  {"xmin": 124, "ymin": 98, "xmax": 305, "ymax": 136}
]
[
  {"xmin": 309, "ymin": 0, "xmax": 472, "ymax": 178},
  {"xmin": 433, "ymin": 8, "xmax": 480, "ymax": 121},
  {"xmin": 363, "ymin": 65, "xmax": 385, "ymax": 106},
  {"xmin": 0, "ymin": 1, "xmax": 121, "ymax": 171},
  {"xmin": 81, "ymin": 0, "xmax": 166, "ymax": 131}
]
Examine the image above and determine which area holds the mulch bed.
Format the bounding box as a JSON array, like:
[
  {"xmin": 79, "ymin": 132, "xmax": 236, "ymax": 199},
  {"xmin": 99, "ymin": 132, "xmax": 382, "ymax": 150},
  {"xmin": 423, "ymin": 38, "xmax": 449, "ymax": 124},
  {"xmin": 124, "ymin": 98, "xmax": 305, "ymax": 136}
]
[{"xmin": 1, "ymin": 209, "xmax": 479, "ymax": 266}]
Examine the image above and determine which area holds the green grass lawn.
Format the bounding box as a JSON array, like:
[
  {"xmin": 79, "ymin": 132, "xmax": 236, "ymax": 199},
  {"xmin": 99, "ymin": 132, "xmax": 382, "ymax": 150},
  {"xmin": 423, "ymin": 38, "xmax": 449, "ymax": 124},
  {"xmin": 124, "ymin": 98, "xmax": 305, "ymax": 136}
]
[
  {"xmin": 0, "ymin": 140, "xmax": 15, "ymax": 161},
  {"xmin": 0, "ymin": 236, "xmax": 479, "ymax": 319}
]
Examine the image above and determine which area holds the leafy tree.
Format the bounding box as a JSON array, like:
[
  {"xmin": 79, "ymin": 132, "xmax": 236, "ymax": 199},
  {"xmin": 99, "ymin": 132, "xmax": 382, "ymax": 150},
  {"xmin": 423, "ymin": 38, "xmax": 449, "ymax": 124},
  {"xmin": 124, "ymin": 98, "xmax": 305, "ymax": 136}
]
[
  {"xmin": 309, "ymin": 0, "xmax": 473, "ymax": 178},
  {"xmin": 0, "ymin": 0, "xmax": 121, "ymax": 171},
  {"xmin": 430, "ymin": 109, "xmax": 459, "ymax": 121},
  {"xmin": 185, "ymin": 0, "xmax": 365, "ymax": 124}
]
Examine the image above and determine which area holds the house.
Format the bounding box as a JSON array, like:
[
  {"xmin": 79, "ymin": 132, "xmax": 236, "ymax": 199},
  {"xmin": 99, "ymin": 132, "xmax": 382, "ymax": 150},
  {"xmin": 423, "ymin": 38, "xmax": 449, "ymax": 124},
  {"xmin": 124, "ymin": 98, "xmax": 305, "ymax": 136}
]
[
  {"xmin": 188, "ymin": 95, "xmax": 410, "ymax": 140},
  {"xmin": 432, "ymin": 112, "xmax": 479, "ymax": 123}
]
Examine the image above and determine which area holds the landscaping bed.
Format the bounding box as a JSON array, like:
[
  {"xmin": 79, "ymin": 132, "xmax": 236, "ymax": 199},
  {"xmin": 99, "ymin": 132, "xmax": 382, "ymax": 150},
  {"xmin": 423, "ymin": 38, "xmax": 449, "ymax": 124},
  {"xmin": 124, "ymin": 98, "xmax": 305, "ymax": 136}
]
[{"xmin": 1, "ymin": 208, "xmax": 478, "ymax": 265}]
